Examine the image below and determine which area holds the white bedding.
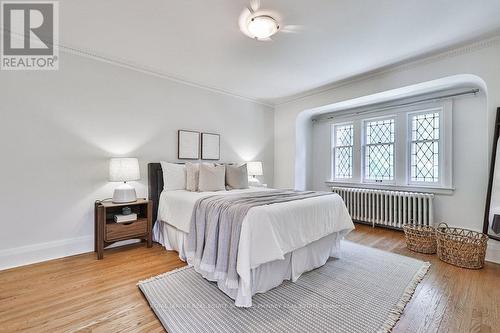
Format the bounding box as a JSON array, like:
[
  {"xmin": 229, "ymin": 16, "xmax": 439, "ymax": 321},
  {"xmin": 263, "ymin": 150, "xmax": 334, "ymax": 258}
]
[
  {"xmin": 156, "ymin": 188, "xmax": 354, "ymax": 307},
  {"xmin": 157, "ymin": 188, "xmax": 267, "ymax": 233}
]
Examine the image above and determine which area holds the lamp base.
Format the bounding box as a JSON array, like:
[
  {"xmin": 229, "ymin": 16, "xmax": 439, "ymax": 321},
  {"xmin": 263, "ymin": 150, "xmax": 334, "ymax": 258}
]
[
  {"xmin": 248, "ymin": 176, "xmax": 261, "ymax": 186},
  {"xmin": 112, "ymin": 182, "xmax": 137, "ymax": 203}
]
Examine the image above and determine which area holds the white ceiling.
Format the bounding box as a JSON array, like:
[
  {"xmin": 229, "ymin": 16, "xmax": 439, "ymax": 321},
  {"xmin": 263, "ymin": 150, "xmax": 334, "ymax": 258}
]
[{"xmin": 60, "ymin": 0, "xmax": 500, "ymax": 105}]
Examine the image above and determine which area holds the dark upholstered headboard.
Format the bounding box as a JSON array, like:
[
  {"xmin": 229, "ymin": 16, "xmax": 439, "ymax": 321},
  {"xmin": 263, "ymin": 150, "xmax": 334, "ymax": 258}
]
[{"xmin": 148, "ymin": 163, "xmax": 163, "ymax": 224}]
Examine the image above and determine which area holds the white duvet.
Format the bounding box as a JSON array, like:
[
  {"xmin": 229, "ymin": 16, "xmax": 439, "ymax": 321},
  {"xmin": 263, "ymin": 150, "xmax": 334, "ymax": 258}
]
[{"xmin": 158, "ymin": 188, "xmax": 354, "ymax": 306}]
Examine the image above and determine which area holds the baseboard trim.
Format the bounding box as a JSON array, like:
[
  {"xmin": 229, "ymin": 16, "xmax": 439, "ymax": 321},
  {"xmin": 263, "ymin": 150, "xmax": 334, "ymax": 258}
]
[
  {"xmin": 2, "ymin": 233, "xmax": 498, "ymax": 271},
  {"xmin": 0, "ymin": 236, "xmax": 139, "ymax": 271}
]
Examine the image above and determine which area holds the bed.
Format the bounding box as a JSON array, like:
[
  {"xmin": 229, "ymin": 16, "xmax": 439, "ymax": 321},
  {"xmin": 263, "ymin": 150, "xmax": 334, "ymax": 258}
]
[{"xmin": 148, "ymin": 163, "xmax": 354, "ymax": 307}]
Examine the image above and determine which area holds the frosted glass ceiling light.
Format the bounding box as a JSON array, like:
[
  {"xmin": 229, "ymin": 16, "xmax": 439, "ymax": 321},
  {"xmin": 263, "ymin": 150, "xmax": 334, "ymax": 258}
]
[{"xmin": 247, "ymin": 15, "xmax": 279, "ymax": 39}]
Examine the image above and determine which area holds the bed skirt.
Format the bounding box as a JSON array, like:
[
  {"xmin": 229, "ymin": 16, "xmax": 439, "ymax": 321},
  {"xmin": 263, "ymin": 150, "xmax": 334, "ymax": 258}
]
[{"xmin": 153, "ymin": 220, "xmax": 347, "ymax": 307}]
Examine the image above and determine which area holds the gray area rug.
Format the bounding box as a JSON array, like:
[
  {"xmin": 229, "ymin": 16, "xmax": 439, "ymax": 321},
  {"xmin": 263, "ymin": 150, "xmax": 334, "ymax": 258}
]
[{"xmin": 138, "ymin": 241, "xmax": 430, "ymax": 333}]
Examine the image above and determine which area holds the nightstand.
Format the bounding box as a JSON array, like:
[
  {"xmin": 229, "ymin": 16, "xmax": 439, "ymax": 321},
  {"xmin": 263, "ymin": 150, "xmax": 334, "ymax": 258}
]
[{"xmin": 94, "ymin": 199, "xmax": 152, "ymax": 259}]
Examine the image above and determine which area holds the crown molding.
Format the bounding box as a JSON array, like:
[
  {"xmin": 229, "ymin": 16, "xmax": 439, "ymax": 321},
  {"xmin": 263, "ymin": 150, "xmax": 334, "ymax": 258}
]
[
  {"xmin": 68, "ymin": 32, "xmax": 500, "ymax": 108},
  {"xmin": 58, "ymin": 44, "xmax": 275, "ymax": 108},
  {"xmin": 0, "ymin": 28, "xmax": 273, "ymax": 108},
  {"xmin": 274, "ymin": 33, "xmax": 500, "ymax": 106},
  {"xmin": 3, "ymin": 28, "xmax": 500, "ymax": 109}
]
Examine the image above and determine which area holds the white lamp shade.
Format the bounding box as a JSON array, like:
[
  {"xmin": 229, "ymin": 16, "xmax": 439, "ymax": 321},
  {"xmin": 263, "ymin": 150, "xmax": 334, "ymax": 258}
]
[
  {"xmin": 109, "ymin": 158, "xmax": 140, "ymax": 182},
  {"xmin": 247, "ymin": 161, "xmax": 263, "ymax": 176}
]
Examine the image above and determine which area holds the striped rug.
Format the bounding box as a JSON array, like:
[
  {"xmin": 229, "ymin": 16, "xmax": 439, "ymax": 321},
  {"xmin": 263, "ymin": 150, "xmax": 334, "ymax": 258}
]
[{"xmin": 138, "ymin": 241, "xmax": 430, "ymax": 333}]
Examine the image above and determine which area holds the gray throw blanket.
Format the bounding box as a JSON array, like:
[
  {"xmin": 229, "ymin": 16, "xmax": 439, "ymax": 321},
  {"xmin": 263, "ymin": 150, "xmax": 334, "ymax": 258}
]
[{"xmin": 185, "ymin": 190, "xmax": 334, "ymax": 289}]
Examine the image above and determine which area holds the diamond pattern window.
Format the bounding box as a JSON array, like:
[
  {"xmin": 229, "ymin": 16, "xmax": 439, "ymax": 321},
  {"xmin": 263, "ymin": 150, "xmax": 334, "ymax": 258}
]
[
  {"xmin": 411, "ymin": 112, "xmax": 440, "ymax": 182},
  {"xmin": 334, "ymin": 124, "xmax": 353, "ymax": 179},
  {"xmin": 365, "ymin": 119, "xmax": 395, "ymax": 181}
]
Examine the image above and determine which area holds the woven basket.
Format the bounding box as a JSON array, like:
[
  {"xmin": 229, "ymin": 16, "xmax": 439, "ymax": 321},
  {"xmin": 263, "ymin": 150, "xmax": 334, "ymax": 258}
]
[
  {"xmin": 436, "ymin": 223, "xmax": 488, "ymax": 269},
  {"xmin": 403, "ymin": 224, "xmax": 437, "ymax": 254}
]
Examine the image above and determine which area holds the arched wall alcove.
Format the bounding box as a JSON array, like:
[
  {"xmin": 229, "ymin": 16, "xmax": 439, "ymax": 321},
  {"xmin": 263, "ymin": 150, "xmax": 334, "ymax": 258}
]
[{"xmin": 294, "ymin": 74, "xmax": 488, "ymax": 190}]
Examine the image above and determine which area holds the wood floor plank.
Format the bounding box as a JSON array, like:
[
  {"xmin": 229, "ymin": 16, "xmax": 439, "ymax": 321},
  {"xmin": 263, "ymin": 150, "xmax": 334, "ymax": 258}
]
[{"xmin": 0, "ymin": 224, "xmax": 498, "ymax": 333}]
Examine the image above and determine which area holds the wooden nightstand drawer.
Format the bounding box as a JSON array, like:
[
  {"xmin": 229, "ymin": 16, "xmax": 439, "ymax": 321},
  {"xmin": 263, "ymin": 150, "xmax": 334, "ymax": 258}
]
[
  {"xmin": 106, "ymin": 218, "xmax": 147, "ymax": 242},
  {"xmin": 95, "ymin": 199, "xmax": 152, "ymax": 259}
]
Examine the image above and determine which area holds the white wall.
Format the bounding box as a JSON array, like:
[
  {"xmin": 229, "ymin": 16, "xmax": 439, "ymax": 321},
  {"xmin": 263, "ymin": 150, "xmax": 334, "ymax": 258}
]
[
  {"xmin": 274, "ymin": 36, "xmax": 500, "ymax": 262},
  {"xmin": 0, "ymin": 52, "xmax": 274, "ymax": 270}
]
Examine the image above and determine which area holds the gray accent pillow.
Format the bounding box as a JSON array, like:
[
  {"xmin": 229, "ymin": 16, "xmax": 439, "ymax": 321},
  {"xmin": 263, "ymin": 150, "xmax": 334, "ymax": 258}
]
[
  {"xmin": 226, "ymin": 164, "xmax": 249, "ymax": 190},
  {"xmin": 185, "ymin": 162, "xmax": 200, "ymax": 192},
  {"xmin": 198, "ymin": 163, "xmax": 226, "ymax": 192}
]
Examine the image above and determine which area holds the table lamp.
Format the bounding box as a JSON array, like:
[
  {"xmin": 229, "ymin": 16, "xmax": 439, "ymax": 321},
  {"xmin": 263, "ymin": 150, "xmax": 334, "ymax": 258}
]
[
  {"xmin": 247, "ymin": 161, "xmax": 263, "ymax": 185},
  {"xmin": 109, "ymin": 158, "xmax": 140, "ymax": 203}
]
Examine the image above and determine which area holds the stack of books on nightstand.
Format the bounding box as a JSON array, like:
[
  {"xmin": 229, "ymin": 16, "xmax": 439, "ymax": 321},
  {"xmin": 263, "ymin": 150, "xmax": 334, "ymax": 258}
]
[{"xmin": 114, "ymin": 213, "xmax": 137, "ymax": 223}]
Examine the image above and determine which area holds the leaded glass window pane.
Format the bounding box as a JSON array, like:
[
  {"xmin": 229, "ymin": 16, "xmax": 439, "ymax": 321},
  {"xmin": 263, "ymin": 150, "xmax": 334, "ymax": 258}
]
[
  {"xmin": 336, "ymin": 125, "xmax": 353, "ymax": 146},
  {"xmin": 335, "ymin": 147, "xmax": 352, "ymax": 178},
  {"xmin": 334, "ymin": 124, "xmax": 353, "ymax": 179},
  {"xmin": 411, "ymin": 112, "xmax": 439, "ymax": 182},
  {"xmin": 365, "ymin": 119, "xmax": 395, "ymax": 181},
  {"xmin": 366, "ymin": 119, "xmax": 394, "ymax": 144}
]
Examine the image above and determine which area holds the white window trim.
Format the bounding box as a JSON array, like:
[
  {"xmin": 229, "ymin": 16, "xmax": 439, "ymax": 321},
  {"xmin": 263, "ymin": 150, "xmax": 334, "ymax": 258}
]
[
  {"xmin": 407, "ymin": 108, "xmax": 443, "ymax": 187},
  {"xmin": 327, "ymin": 100, "xmax": 453, "ymax": 193},
  {"xmin": 331, "ymin": 122, "xmax": 354, "ymax": 180},
  {"xmin": 405, "ymin": 101, "xmax": 453, "ymax": 189},
  {"xmin": 362, "ymin": 115, "xmax": 397, "ymax": 184}
]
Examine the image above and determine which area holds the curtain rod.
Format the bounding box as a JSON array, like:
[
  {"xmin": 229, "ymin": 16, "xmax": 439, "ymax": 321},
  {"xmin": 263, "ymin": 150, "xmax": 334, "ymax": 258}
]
[{"xmin": 314, "ymin": 88, "xmax": 480, "ymax": 122}]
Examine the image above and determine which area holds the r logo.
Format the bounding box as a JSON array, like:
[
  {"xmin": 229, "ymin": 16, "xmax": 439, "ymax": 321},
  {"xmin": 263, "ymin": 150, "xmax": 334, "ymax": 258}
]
[
  {"xmin": 2, "ymin": 2, "xmax": 54, "ymax": 55},
  {"xmin": 1, "ymin": 1, "xmax": 58, "ymax": 70}
]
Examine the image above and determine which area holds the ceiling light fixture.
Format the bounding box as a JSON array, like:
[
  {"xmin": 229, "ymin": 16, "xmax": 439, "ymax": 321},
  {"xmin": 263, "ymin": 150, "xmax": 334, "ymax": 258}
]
[{"xmin": 247, "ymin": 15, "xmax": 279, "ymax": 40}]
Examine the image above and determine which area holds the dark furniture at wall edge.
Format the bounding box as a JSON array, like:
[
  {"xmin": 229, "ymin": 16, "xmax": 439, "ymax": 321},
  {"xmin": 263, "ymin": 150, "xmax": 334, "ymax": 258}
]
[
  {"xmin": 148, "ymin": 163, "xmax": 163, "ymax": 225},
  {"xmin": 483, "ymin": 106, "xmax": 500, "ymax": 241}
]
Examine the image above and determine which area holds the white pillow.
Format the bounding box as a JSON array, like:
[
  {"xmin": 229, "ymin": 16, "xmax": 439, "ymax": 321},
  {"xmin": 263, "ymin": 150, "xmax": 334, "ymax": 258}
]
[
  {"xmin": 185, "ymin": 162, "xmax": 200, "ymax": 192},
  {"xmin": 160, "ymin": 161, "xmax": 186, "ymax": 191},
  {"xmin": 198, "ymin": 163, "xmax": 226, "ymax": 192},
  {"xmin": 225, "ymin": 163, "xmax": 249, "ymax": 190}
]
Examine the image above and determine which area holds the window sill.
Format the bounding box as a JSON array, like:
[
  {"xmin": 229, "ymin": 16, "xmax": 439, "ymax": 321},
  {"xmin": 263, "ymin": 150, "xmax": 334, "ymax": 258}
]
[{"xmin": 325, "ymin": 180, "xmax": 455, "ymax": 195}]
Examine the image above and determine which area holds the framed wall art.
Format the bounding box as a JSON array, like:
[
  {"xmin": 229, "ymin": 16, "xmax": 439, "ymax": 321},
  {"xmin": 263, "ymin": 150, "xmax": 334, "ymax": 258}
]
[
  {"xmin": 201, "ymin": 133, "xmax": 220, "ymax": 160},
  {"xmin": 178, "ymin": 130, "xmax": 200, "ymax": 160}
]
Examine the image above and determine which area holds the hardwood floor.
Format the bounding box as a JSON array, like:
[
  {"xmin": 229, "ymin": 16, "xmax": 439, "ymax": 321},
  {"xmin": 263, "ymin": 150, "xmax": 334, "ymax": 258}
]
[{"xmin": 0, "ymin": 224, "xmax": 499, "ymax": 333}]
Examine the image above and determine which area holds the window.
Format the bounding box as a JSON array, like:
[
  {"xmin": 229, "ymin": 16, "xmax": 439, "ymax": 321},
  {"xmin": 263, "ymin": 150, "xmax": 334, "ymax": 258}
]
[
  {"xmin": 333, "ymin": 124, "xmax": 353, "ymax": 179},
  {"xmin": 329, "ymin": 101, "xmax": 452, "ymax": 191},
  {"xmin": 364, "ymin": 118, "xmax": 395, "ymax": 181},
  {"xmin": 410, "ymin": 112, "xmax": 440, "ymax": 183}
]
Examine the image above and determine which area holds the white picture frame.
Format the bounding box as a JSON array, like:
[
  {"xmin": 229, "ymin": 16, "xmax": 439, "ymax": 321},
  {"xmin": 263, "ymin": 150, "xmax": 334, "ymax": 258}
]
[
  {"xmin": 201, "ymin": 133, "xmax": 220, "ymax": 160},
  {"xmin": 178, "ymin": 130, "xmax": 200, "ymax": 160}
]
